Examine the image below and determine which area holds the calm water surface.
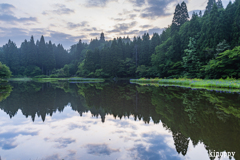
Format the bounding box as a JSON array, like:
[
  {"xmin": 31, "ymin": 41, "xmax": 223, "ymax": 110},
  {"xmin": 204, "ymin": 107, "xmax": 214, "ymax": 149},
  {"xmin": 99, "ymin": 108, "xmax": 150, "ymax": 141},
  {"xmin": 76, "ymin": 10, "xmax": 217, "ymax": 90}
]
[{"xmin": 0, "ymin": 81, "xmax": 239, "ymax": 160}]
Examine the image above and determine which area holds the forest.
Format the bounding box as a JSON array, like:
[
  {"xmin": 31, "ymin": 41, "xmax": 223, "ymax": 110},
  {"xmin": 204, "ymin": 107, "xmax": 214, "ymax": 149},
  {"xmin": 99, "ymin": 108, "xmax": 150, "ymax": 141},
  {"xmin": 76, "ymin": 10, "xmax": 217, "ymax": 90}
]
[{"xmin": 0, "ymin": 0, "xmax": 240, "ymax": 79}]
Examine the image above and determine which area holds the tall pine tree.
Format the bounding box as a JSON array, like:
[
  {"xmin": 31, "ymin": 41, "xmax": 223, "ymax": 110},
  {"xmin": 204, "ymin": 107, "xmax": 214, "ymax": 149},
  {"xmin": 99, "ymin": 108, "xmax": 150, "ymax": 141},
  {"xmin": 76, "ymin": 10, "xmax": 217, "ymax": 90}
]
[
  {"xmin": 217, "ymin": 0, "xmax": 223, "ymax": 9},
  {"xmin": 172, "ymin": 4, "xmax": 182, "ymax": 35},
  {"xmin": 205, "ymin": 0, "xmax": 216, "ymax": 14},
  {"xmin": 180, "ymin": 1, "xmax": 189, "ymax": 25},
  {"xmin": 38, "ymin": 35, "xmax": 47, "ymax": 73}
]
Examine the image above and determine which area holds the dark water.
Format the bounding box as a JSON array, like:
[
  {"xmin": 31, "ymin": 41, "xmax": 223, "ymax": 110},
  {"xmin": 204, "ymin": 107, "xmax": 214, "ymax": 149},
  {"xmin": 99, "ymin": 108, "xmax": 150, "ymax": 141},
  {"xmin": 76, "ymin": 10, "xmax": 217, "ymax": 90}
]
[{"xmin": 0, "ymin": 81, "xmax": 239, "ymax": 160}]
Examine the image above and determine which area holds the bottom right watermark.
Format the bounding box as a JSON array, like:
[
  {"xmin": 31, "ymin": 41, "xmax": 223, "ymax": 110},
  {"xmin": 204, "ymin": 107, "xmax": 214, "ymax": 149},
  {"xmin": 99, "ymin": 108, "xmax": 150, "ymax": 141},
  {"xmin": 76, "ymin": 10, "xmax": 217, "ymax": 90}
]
[{"xmin": 209, "ymin": 151, "xmax": 235, "ymax": 159}]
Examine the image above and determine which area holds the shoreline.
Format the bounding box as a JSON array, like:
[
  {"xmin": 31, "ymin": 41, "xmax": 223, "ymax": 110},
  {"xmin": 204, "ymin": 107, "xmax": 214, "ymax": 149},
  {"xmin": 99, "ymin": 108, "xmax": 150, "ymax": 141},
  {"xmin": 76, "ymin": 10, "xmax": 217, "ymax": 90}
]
[{"xmin": 130, "ymin": 78, "xmax": 240, "ymax": 93}]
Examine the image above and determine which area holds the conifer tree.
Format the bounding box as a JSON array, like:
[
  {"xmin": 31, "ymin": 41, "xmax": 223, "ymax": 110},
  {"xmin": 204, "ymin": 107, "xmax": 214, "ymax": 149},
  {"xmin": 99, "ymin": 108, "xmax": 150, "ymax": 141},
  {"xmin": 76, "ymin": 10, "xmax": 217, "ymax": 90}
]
[
  {"xmin": 217, "ymin": 0, "xmax": 223, "ymax": 9},
  {"xmin": 220, "ymin": 1, "xmax": 234, "ymax": 43},
  {"xmin": 38, "ymin": 35, "xmax": 47, "ymax": 73},
  {"xmin": 232, "ymin": 4, "xmax": 240, "ymax": 46},
  {"xmin": 150, "ymin": 33, "xmax": 160, "ymax": 55},
  {"xmin": 205, "ymin": 0, "xmax": 216, "ymax": 14},
  {"xmin": 139, "ymin": 33, "xmax": 150, "ymax": 66},
  {"xmin": 199, "ymin": 10, "xmax": 202, "ymax": 17},
  {"xmin": 180, "ymin": 1, "xmax": 189, "ymax": 25},
  {"xmin": 75, "ymin": 39, "xmax": 85, "ymax": 61},
  {"xmin": 3, "ymin": 40, "xmax": 19, "ymax": 75},
  {"xmin": 172, "ymin": 4, "xmax": 182, "ymax": 34},
  {"xmin": 20, "ymin": 40, "xmax": 29, "ymax": 67},
  {"xmin": 100, "ymin": 32, "xmax": 105, "ymax": 42},
  {"xmin": 110, "ymin": 38, "xmax": 122, "ymax": 77},
  {"xmin": 172, "ymin": 2, "xmax": 189, "ymax": 35},
  {"xmin": 28, "ymin": 36, "xmax": 38, "ymax": 67},
  {"xmin": 45, "ymin": 41, "xmax": 56, "ymax": 75}
]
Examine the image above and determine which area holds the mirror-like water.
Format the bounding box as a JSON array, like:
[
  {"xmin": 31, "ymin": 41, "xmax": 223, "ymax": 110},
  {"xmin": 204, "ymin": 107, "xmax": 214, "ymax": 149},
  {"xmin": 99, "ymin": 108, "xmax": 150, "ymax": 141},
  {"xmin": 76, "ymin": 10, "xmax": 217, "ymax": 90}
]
[{"xmin": 0, "ymin": 81, "xmax": 239, "ymax": 160}]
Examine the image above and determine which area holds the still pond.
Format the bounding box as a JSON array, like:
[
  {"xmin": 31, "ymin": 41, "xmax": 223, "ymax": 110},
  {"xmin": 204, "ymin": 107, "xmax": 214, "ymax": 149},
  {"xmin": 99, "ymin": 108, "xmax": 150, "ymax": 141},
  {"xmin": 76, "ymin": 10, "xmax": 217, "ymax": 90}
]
[{"xmin": 0, "ymin": 81, "xmax": 239, "ymax": 160}]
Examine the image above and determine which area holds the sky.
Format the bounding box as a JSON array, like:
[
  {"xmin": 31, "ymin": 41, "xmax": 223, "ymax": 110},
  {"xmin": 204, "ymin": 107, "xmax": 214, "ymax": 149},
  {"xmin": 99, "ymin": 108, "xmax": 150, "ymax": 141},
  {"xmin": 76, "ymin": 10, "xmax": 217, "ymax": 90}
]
[{"xmin": 0, "ymin": 0, "xmax": 231, "ymax": 49}]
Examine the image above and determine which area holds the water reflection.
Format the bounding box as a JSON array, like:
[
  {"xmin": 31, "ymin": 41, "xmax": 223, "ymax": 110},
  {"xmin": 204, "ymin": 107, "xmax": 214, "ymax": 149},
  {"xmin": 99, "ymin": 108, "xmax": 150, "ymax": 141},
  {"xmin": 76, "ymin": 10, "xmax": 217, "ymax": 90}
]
[{"xmin": 0, "ymin": 81, "xmax": 239, "ymax": 160}]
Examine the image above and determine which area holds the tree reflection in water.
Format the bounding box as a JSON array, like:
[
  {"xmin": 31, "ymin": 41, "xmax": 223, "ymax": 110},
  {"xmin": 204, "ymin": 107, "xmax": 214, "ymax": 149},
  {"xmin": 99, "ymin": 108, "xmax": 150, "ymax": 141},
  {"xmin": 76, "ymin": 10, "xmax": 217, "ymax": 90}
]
[{"xmin": 0, "ymin": 81, "xmax": 239, "ymax": 159}]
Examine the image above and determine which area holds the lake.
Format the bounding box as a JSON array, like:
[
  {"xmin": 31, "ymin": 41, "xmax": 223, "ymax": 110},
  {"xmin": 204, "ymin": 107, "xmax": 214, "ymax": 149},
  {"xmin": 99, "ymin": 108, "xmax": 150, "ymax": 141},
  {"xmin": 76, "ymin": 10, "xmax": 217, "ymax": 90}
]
[{"xmin": 0, "ymin": 81, "xmax": 239, "ymax": 160}]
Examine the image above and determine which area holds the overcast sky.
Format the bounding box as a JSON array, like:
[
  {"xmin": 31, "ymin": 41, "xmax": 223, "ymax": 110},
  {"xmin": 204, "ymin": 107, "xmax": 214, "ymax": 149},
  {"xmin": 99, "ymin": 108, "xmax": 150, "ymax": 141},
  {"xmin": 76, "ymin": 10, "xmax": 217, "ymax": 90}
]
[{"xmin": 0, "ymin": 0, "xmax": 231, "ymax": 49}]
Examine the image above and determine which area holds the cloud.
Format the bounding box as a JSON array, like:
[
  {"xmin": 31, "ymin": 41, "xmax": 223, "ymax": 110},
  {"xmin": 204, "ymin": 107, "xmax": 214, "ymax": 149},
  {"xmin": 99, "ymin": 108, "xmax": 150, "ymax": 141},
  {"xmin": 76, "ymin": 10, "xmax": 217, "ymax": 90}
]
[
  {"xmin": 119, "ymin": 29, "xmax": 139, "ymax": 36},
  {"xmin": 107, "ymin": 21, "xmax": 137, "ymax": 33},
  {"xmin": 68, "ymin": 150, "xmax": 76, "ymax": 157},
  {"xmin": 112, "ymin": 18, "xmax": 126, "ymax": 21},
  {"xmin": 81, "ymin": 27, "xmax": 97, "ymax": 32},
  {"xmin": 68, "ymin": 123, "xmax": 89, "ymax": 131},
  {"xmin": 128, "ymin": 0, "xmax": 146, "ymax": 7},
  {"xmin": 42, "ymin": 154, "xmax": 62, "ymax": 160},
  {"xmin": 148, "ymin": 27, "xmax": 164, "ymax": 35},
  {"xmin": 43, "ymin": 4, "xmax": 74, "ymax": 15},
  {"xmin": 53, "ymin": 138, "xmax": 76, "ymax": 148},
  {"xmin": 0, "ymin": 27, "xmax": 87, "ymax": 49},
  {"xmin": 0, "ymin": 131, "xmax": 38, "ymax": 139},
  {"xmin": 89, "ymin": 33, "xmax": 100, "ymax": 37},
  {"xmin": 140, "ymin": 25, "xmax": 152, "ymax": 28},
  {"xmin": 67, "ymin": 21, "xmax": 88, "ymax": 29},
  {"xmin": 85, "ymin": 144, "xmax": 119, "ymax": 156},
  {"xmin": 112, "ymin": 13, "xmax": 136, "ymax": 22},
  {"xmin": 129, "ymin": 14, "xmax": 137, "ymax": 19},
  {"xmin": 118, "ymin": 9, "xmax": 134, "ymax": 16},
  {"xmin": 0, "ymin": 14, "xmax": 37, "ymax": 23},
  {"xmin": 0, "ymin": 140, "xmax": 17, "ymax": 150},
  {"xmin": 140, "ymin": 0, "xmax": 176, "ymax": 19},
  {"xmin": 49, "ymin": 31, "xmax": 86, "ymax": 41},
  {"xmin": 85, "ymin": 0, "xmax": 117, "ymax": 8},
  {"xmin": 0, "ymin": 3, "xmax": 37, "ymax": 23},
  {"xmin": 0, "ymin": 27, "xmax": 29, "ymax": 46},
  {"xmin": 129, "ymin": 133, "xmax": 181, "ymax": 160},
  {"xmin": 0, "ymin": 130, "xmax": 38, "ymax": 150},
  {"xmin": 0, "ymin": 3, "xmax": 15, "ymax": 15}
]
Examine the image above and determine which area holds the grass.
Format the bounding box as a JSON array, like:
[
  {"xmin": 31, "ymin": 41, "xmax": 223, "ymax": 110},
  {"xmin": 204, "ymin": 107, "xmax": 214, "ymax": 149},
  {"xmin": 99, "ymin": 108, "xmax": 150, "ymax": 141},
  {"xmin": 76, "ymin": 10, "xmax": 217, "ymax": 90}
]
[
  {"xmin": 8, "ymin": 77, "xmax": 33, "ymax": 82},
  {"xmin": 68, "ymin": 78, "xmax": 105, "ymax": 82},
  {"xmin": 130, "ymin": 78, "xmax": 240, "ymax": 93},
  {"xmin": 6, "ymin": 77, "xmax": 105, "ymax": 83}
]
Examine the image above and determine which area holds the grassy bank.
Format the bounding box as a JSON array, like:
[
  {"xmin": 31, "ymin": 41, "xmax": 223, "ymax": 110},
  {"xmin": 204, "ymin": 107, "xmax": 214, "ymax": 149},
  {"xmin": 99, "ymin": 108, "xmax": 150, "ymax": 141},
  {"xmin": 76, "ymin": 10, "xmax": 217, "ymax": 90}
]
[
  {"xmin": 130, "ymin": 78, "xmax": 240, "ymax": 92},
  {"xmin": 7, "ymin": 77, "xmax": 105, "ymax": 83},
  {"xmin": 7, "ymin": 78, "xmax": 32, "ymax": 82}
]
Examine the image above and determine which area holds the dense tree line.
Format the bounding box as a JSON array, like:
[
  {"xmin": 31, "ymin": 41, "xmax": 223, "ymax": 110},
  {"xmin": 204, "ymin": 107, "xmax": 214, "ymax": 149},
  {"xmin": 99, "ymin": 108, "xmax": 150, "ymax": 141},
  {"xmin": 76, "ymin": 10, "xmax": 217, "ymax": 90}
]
[
  {"xmin": 77, "ymin": 0, "xmax": 240, "ymax": 79},
  {"xmin": 151, "ymin": 0, "xmax": 240, "ymax": 79},
  {"xmin": 1, "ymin": 0, "xmax": 240, "ymax": 79},
  {"xmin": 0, "ymin": 36, "xmax": 71, "ymax": 77},
  {"xmin": 0, "ymin": 62, "xmax": 11, "ymax": 79}
]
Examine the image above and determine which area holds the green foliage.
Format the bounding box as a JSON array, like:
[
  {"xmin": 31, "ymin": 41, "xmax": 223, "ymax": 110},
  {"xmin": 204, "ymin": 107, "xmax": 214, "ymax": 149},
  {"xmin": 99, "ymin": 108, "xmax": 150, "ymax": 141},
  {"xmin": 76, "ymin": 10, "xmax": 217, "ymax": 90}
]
[
  {"xmin": 0, "ymin": 62, "xmax": 12, "ymax": 79},
  {"xmin": 205, "ymin": 0, "xmax": 217, "ymax": 14},
  {"xmin": 34, "ymin": 75, "xmax": 49, "ymax": 78},
  {"xmin": 182, "ymin": 38, "xmax": 201, "ymax": 78},
  {"xmin": 136, "ymin": 65, "xmax": 148, "ymax": 77},
  {"xmin": 23, "ymin": 66, "xmax": 41, "ymax": 77},
  {"xmin": 118, "ymin": 58, "xmax": 136, "ymax": 78},
  {"xmin": 204, "ymin": 46, "xmax": 240, "ymax": 78},
  {"xmin": 50, "ymin": 64, "xmax": 70, "ymax": 78},
  {"xmin": 76, "ymin": 60, "xmax": 86, "ymax": 77},
  {"xmin": 0, "ymin": 84, "xmax": 12, "ymax": 102},
  {"xmin": 215, "ymin": 40, "xmax": 230, "ymax": 57}
]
